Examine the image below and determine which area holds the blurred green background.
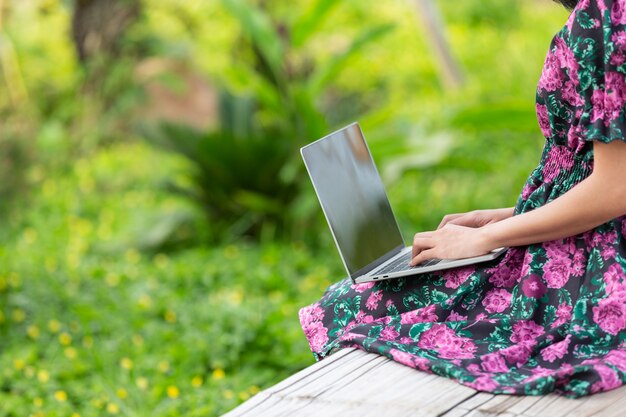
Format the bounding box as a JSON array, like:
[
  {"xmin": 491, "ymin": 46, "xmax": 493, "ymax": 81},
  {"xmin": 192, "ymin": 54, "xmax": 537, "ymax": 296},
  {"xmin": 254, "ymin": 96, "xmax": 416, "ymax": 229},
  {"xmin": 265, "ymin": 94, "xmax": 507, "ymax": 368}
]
[{"xmin": 0, "ymin": 0, "xmax": 568, "ymax": 415}]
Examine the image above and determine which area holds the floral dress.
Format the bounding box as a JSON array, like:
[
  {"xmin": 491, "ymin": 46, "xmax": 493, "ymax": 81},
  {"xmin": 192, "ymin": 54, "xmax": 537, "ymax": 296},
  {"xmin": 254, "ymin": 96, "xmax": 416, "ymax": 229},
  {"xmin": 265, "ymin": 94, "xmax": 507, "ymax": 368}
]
[{"xmin": 298, "ymin": 0, "xmax": 626, "ymax": 398}]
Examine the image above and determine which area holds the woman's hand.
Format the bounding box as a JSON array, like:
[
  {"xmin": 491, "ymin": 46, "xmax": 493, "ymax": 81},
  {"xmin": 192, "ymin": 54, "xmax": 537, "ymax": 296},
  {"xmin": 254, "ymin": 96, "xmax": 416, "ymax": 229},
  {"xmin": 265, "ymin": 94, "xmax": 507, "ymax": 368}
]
[
  {"xmin": 437, "ymin": 207, "xmax": 514, "ymax": 229},
  {"xmin": 409, "ymin": 223, "xmax": 493, "ymax": 266}
]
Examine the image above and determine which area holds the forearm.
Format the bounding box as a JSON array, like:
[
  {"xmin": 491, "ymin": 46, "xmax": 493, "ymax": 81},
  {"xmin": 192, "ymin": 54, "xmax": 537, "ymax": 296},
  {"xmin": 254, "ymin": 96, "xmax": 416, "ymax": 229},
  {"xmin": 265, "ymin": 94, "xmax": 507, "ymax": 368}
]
[
  {"xmin": 493, "ymin": 206, "xmax": 515, "ymax": 221},
  {"xmin": 480, "ymin": 174, "xmax": 626, "ymax": 249}
]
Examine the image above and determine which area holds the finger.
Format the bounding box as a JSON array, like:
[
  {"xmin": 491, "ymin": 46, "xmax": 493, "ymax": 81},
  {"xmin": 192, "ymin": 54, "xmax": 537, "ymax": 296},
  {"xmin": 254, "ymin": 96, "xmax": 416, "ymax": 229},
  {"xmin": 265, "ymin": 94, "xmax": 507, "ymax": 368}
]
[
  {"xmin": 446, "ymin": 216, "xmax": 478, "ymax": 228},
  {"xmin": 437, "ymin": 214, "xmax": 463, "ymax": 229},
  {"xmin": 412, "ymin": 234, "xmax": 433, "ymax": 258},
  {"xmin": 409, "ymin": 248, "xmax": 437, "ymax": 266}
]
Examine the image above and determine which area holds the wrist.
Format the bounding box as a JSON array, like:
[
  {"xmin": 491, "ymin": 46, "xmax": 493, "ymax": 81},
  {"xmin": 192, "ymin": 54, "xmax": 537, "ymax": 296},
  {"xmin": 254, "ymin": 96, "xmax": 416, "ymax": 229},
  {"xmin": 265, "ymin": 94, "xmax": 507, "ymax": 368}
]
[{"xmin": 477, "ymin": 222, "xmax": 501, "ymax": 252}]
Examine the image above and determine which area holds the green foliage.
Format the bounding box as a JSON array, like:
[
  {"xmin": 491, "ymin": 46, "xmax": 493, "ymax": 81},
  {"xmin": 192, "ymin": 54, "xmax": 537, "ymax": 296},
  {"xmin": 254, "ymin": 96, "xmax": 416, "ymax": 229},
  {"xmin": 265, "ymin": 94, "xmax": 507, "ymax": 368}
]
[
  {"xmin": 0, "ymin": 124, "xmax": 33, "ymax": 216},
  {"xmin": 0, "ymin": 142, "xmax": 342, "ymax": 416},
  {"xmin": 143, "ymin": 0, "xmax": 394, "ymax": 243},
  {"xmin": 440, "ymin": 0, "xmax": 521, "ymax": 29}
]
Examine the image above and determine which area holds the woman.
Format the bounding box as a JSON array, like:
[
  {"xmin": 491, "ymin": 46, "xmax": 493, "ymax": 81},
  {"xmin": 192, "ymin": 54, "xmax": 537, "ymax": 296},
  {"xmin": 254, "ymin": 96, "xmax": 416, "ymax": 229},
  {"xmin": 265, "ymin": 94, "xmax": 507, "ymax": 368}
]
[{"xmin": 299, "ymin": 0, "xmax": 626, "ymax": 398}]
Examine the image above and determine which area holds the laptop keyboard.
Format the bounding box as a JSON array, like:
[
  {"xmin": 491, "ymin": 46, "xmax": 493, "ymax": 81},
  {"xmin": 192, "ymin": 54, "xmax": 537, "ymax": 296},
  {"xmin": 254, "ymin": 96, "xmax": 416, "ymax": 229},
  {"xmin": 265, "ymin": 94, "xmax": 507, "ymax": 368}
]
[{"xmin": 376, "ymin": 252, "xmax": 441, "ymax": 274}]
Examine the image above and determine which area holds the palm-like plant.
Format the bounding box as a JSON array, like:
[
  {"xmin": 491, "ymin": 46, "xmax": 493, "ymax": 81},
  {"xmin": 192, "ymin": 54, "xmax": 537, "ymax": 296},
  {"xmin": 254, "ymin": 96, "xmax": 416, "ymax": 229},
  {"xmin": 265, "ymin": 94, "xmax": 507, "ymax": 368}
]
[{"xmin": 143, "ymin": 0, "xmax": 393, "ymax": 243}]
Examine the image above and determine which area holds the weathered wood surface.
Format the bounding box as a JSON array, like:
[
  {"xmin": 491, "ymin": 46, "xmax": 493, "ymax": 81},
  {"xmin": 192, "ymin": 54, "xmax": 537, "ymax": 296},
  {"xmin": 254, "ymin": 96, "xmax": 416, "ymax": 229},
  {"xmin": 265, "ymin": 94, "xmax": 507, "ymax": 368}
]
[{"xmin": 222, "ymin": 347, "xmax": 626, "ymax": 417}]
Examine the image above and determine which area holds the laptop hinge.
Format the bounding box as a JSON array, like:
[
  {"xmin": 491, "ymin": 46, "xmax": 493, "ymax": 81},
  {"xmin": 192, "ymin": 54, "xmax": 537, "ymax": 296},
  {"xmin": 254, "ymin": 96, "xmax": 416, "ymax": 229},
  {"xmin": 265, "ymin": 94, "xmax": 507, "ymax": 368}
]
[{"xmin": 350, "ymin": 244, "xmax": 405, "ymax": 280}]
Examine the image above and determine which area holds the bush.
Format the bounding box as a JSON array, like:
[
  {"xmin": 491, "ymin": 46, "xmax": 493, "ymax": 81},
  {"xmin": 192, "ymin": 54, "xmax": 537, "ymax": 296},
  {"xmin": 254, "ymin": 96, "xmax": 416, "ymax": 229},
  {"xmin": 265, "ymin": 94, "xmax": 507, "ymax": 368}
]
[{"xmin": 0, "ymin": 122, "xmax": 34, "ymax": 216}]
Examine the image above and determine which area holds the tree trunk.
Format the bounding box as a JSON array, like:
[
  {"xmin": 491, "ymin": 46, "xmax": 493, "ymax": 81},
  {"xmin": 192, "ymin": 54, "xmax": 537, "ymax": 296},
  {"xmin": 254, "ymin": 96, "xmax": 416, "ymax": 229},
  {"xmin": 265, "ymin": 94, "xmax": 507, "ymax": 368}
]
[
  {"xmin": 413, "ymin": 0, "xmax": 464, "ymax": 90},
  {"xmin": 72, "ymin": 0, "xmax": 141, "ymax": 63}
]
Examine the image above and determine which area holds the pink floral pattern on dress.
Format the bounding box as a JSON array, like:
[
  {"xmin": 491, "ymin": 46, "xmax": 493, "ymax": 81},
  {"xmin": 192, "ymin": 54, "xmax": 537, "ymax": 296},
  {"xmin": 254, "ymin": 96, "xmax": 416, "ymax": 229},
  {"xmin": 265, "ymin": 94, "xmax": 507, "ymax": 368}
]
[{"xmin": 298, "ymin": 0, "xmax": 626, "ymax": 399}]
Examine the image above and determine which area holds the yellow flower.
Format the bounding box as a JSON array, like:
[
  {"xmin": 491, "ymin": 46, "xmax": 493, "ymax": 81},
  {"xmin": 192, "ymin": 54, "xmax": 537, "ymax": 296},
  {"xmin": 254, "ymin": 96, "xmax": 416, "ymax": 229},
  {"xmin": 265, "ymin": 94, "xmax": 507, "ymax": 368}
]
[
  {"xmin": 27, "ymin": 325, "xmax": 40, "ymax": 339},
  {"xmin": 158, "ymin": 360, "xmax": 170, "ymax": 373},
  {"xmin": 120, "ymin": 357, "xmax": 133, "ymax": 370},
  {"xmin": 238, "ymin": 391, "xmax": 250, "ymax": 401},
  {"xmin": 54, "ymin": 390, "xmax": 68, "ymax": 402},
  {"xmin": 59, "ymin": 332, "xmax": 72, "ymax": 346},
  {"xmin": 24, "ymin": 366, "xmax": 35, "ymax": 378},
  {"xmin": 211, "ymin": 368, "xmax": 225, "ymax": 380},
  {"xmin": 116, "ymin": 388, "xmax": 128, "ymax": 399},
  {"xmin": 132, "ymin": 334, "xmax": 144, "ymax": 346},
  {"xmin": 137, "ymin": 294, "xmax": 152, "ymax": 309},
  {"xmin": 222, "ymin": 389, "xmax": 234, "ymax": 400},
  {"xmin": 13, "ymin": 358, "xmax": 25, "ymax": 370},
  {"xmin": 64, "ymin": 347, "xmax": 78, "ymax": 360},
  {"xmin": 249, "ymin": 385, "xmax": 260, "ymax": 395},
  {"xmin": 8, "ymin": 272, "xmax": 21, "ymax": 288},
  {"xmin": 105, "ymin": 273, "xmax": 120, "ymax": 287},
  {"xmin": 23, "ymin": 228, "xmax": 37, "ymax": 244},
  {"xmin": 106, "ymin": 402, "xmax": 119, "ymax": 414},
  {"xmin": 166, "ymin": 385, "xmax": 179, "ymax": 399},
  {"xmin": 125, "ymin": 249, "xmax": 141, "ymax": 264},
  {"xmin": 191, "ymin": 376, "xmax": 203, "ymax": 388},
  {"xmin": 136, "ymin": 377, "xmax": 148, "ymax": 390},
  {"xmin": 48, "ymin": 319, "xmax": 62, "ymax": 333},
  {"xmin": 90, "ymin": 397, "xmax": 104, "ymax": 409},
  {"xmin": 71, "ymin": 413, "xmax": 81, "ymax": 417},
  {"xmin": 164, "ymin": 310, "xmax": 176, "ymax": 323},
  {"xmin": 33, "ymin": 397, "xmax": 43, "ymax": 407},
  {"xmin": 37, "ymin": 370, "xmax": 50, "ymax": 383},
  {"xmin": 154, "ymin": 253, "xmax": 169, "ymax": 269},
  {"xmin": 229, "ymin": 289, "xmax": 243, "ymax": 305},
  {"xmin": 12, "ymin": 308, "xmax": 26, "ymax": 322}
]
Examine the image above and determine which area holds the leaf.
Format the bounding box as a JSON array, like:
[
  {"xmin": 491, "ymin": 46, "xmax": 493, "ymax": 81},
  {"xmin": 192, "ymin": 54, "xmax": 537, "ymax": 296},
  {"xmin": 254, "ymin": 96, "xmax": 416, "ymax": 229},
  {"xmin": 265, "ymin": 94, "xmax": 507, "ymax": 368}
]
[
  {"xmin": 409, "ymin": 323, "xmax": 431, "ymax": 341},
  {"xmin": 557, "ymin": 288, "xmax": 572, "ymax": 306},
  {"xmin": 291, "ymin": 0, "xmax": 339, "ymax": 48},
  {"xmin": 573, "ymin": 299, "xmax": 588, "ymax": 320},
  {"xmin": 450, "ymin": 101, "xmax": 538, "ymax": 133},
  {"xmin": 429, "ymin": 289, "xmax": 449, "ymax": 304},
  {"xmin": 221, "ymin": 0, "xmax": 284, "ymax": 80},
  {"xmin": 543, "ymin": 305, "xmax": 557, "ymax": 327},
  {"xmin": 587, "ymin": 248, "xmax": 604, "ymax": 273},
  {"xmin": 484, "ymin": 326, "xmax": 512, "ymax": 349},
  {"xmin": 576, "ymin": 11, "xmax": 595, "ymax": 30},
  {"xmin": 367, "ymin": 325, "xmax": 382, "ymax": 339},
  {"xmin": 306, "ymin": 23, "xmax": 395, "ymax": 96}
]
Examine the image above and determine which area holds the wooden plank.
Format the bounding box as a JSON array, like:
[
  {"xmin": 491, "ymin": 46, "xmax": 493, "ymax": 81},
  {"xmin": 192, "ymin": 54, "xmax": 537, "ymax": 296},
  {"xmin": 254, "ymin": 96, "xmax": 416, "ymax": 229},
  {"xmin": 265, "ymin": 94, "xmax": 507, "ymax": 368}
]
[
  {"xmin": 221, "ymin": 347, "xmax": 358, "ymax": 417},
  {"xmin": 223, "ymin": 347, "xmax": 479, "ymax": 417},
  {"xmin": 458, "ymin": 383, "xmax": 626, "ymax": 417},
  {"xmin": 441, "ymin": 393, "xmax": 494, "ymax": 417},
  {"xmin": 223, "ymin": 345, "xmax": 626, "ymax": 417}
]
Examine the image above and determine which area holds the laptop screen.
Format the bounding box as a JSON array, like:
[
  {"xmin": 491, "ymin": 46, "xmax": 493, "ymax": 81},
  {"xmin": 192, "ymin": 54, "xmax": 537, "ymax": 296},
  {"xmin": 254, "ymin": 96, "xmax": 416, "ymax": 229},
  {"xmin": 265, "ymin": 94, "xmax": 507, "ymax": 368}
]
[{"xmin": 301, "ymin": 123, "xmax": 405, "ymax": 278}]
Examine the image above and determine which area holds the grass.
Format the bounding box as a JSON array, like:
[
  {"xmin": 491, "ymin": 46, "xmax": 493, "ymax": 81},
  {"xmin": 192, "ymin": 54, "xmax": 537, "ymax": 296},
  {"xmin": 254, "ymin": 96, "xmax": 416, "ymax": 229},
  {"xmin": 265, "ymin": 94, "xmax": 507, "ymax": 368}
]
[{"xmin": 0, "ymin": 143, "xmax": 344, "ymax": 416}]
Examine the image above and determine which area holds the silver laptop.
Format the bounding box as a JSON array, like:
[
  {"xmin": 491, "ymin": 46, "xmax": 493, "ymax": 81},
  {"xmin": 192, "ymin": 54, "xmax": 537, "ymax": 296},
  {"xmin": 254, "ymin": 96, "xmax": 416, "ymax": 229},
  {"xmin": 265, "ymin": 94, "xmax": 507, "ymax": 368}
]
[{"xmin": 301, "ymin": 122, "xmax": 508, "ymax": 284}]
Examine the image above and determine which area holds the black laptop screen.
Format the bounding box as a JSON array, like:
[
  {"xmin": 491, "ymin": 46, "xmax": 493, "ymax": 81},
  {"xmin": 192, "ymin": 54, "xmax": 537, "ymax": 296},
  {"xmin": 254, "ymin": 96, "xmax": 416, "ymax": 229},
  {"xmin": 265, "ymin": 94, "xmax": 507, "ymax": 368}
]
[{"xmin": 301, "ymin": 123, "xmax": 405, "ymax": 277}]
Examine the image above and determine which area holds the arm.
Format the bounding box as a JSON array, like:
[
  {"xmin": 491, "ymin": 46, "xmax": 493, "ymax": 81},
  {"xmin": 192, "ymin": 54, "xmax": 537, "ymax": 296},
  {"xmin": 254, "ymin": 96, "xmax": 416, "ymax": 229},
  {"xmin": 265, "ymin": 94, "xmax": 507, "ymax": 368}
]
[
  {"xmin": 410, "ymin": 140, "xmax": 626, "ymax": 265},
  {"xmin": 437, "ymin": 206, "xmax": 515, "ymax": 229},
  {"xmin": 480, "ymin": 140, "xmax": 626, "ymax": 249}
]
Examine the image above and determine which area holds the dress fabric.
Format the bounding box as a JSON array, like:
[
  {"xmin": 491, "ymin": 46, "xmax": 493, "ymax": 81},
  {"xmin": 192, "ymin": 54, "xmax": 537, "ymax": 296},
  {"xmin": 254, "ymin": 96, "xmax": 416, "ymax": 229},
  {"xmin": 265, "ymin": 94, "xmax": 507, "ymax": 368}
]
[{"xmin": 298, "ymin": 0, "xmax": 626, "ymax": 398}]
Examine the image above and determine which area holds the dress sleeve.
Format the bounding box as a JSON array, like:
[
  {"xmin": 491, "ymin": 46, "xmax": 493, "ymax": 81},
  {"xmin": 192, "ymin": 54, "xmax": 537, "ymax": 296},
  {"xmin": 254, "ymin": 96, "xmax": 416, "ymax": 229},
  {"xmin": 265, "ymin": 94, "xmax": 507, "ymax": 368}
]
[{"xmin": 578, "ymin": 0, "xmax": 626, "ymax": 143}]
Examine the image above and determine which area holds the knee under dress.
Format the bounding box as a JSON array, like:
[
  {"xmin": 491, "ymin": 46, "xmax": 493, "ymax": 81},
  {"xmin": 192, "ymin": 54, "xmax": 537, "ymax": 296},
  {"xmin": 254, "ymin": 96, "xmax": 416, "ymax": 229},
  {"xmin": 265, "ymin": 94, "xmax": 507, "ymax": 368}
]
[{"xmin": 298, "ymin": 0, "xmax": 626, "ymax": 398}]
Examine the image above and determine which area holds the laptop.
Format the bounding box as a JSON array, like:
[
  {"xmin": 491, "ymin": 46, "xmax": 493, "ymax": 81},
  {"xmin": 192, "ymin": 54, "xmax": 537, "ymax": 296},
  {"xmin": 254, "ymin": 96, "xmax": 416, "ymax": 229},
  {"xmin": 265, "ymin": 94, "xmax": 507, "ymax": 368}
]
[{"xmin": 301, "ymin": 122, "xmax": 508, "ymax": 284}]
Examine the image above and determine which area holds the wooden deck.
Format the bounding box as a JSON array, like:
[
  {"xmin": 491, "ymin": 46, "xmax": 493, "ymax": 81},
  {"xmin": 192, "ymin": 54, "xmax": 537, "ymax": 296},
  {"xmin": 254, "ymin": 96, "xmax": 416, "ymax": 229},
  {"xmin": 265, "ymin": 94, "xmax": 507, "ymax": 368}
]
[{"xmin": 222, "ymin": 347, "xmax": 626, "ymax": 417}]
